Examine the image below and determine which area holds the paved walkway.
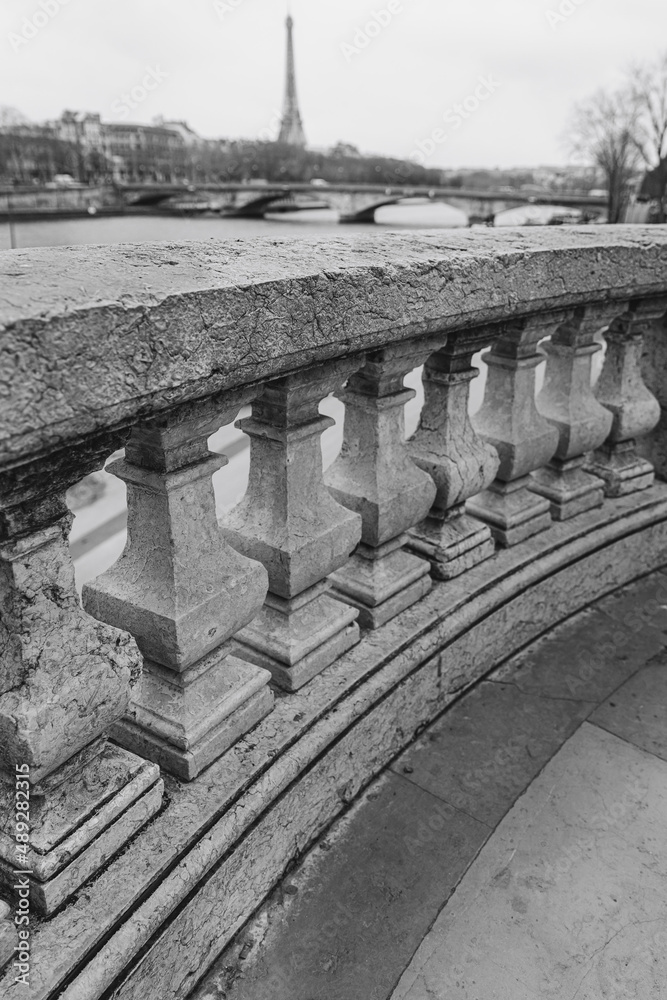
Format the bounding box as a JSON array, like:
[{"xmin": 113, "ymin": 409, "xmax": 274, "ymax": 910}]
[{"xmin": 191, "ymin": 569, "xmax": 667, "ymax": 1000}]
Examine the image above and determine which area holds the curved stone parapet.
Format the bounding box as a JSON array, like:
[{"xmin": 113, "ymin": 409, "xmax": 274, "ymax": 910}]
[{"xmin": 1, "ymin": 227, "xmax": 666, "ymax": 998}]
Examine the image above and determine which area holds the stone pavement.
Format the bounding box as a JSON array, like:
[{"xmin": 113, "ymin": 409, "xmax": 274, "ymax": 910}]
[{"xmin": 190, "ymin": 569, "xmax": 667, "ymax": 1000}]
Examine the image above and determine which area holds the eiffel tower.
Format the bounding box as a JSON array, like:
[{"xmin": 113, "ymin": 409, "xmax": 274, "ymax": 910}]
[{"xmin": 278, "ymin": 15, "xmax": 307, "ymax": 148}]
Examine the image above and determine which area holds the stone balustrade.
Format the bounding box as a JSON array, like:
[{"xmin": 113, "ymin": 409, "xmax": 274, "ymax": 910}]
[{"xmin": 1, "ymin": 227, "xmax": 667, "ymax": 999}]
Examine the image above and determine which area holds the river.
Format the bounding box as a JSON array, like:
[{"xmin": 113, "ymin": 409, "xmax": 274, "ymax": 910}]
[{"xmin": 0, "ymin": 201, "xmax": 564, "ymax": 251}]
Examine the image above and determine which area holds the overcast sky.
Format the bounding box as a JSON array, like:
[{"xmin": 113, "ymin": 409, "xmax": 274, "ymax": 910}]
[{"xmin": 1, "ymin": 0, "xmax": 665, "ymax": 168}]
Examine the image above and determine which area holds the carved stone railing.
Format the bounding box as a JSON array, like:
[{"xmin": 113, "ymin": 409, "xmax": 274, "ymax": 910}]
[{"xmin": 1, "ymin": 227, "xmax": 666, "ymax": 1000}]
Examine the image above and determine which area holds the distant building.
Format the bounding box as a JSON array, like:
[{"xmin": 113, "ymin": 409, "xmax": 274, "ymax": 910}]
[
  {"xmin": 152, "ymin": 117, "xmax": 201, "ymax": 147},
  {"xmin": 102, "ymin": 122, "xmax": 188, "ymax": 183},
  {"xmin": 51, "ymin": 111, "xmax": 103, "ymax": 151},
  {"xmin": 278, "ymin": 15, "xmax": 307, "ymax": 148}
]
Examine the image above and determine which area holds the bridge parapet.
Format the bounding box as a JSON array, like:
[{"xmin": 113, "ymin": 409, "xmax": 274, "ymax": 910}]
[
  {"xmin": 117, "ymin": 182, "xmax": 608, "ymax": 223},
  {"xmin": 1, "ymin": 227, "xmax": 666, "ymax": 999}
]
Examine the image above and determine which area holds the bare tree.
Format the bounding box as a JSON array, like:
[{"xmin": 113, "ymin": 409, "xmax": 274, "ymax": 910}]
[
  {"xmin": 569, "ymin": 88, "xmax": 643, "ymax": 223},
  {"xmin": 629, "ymin": 52, "xmax": 667, "ymax": 218}
]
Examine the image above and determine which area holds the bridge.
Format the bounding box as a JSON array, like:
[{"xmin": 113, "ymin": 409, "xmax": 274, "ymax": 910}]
[
  {"xmin": 1, "ymin": 228, "xmax": 666, "ymax": 999},
  {"xmin": 118, "ymin": 181, "xmax": 608, "ymax": 225}
]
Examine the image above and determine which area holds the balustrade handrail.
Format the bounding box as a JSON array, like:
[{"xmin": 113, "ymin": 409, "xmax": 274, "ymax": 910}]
[{"xmin": 2, "ymin": 226, "xmax": 667, "ymax": 471}]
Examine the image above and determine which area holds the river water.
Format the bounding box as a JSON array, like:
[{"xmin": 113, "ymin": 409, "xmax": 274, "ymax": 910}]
[{"xmin": 0, "ymin": 201, "xmax": 562, "ymax": 251}]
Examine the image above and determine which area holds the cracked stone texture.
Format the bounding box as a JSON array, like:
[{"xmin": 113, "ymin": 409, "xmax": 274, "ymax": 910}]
[
  {"xmin": 491, "ymin": 573, "xmax": 667, "ymax": 703},
  {"xmin": 409, "ymin": 333, "xmax": 500, "ymax": 514},
  {"xmin": 326, "ymin": 340, "xmax": 440, "ymax": 626},
  {"xmin": 391, "ymin": 723, "xmax": 667, "ymax": 1000},
  {"xmin": 3, "ymin": 228, "xmax": 667, "ymax": 468},
  {"xmin": 0, "ymin": 518, "xmax": 141, "ymax": 782},
  {"xmin": 468, "ymin": 314, "xmax": 563, "ymax": 545},
  {"xmin": 586, "ymin": 298, "xmax": 666, "ymax": 496},
  {"xmin": 82, "ymin": 394, "xmax": 273, "ymax": 777},
  {"xmin": 638, "ymin": 303, "xmax": 667, "ymax": 481},
  {"xmin": 530, "ymin": 305, "xmax": 616, "ymax": 519},
  {"xmin": 222, "ymin": 360, "xmax": 362, "ymax": 600},
  {"xmin": 0, "ymin": 901, "xmax": 16, "ymax": 972},
  {"xmin": 83, "ymin": 393, "xmax": 269, "ymax": 670},
  {"xmin": 407, "ymin": 330, "xmax": 499, "ymax": 575},
  {"xmin": 472, "ymin": 313, "xmax": 562, "ymax": 484},
  {"xmin": 326, "ymin": 338, "xmax": 441, "ymax": 548},
  {"xmin": 536, "ymin": 304, "xmax": 618, "ymax": 463}
]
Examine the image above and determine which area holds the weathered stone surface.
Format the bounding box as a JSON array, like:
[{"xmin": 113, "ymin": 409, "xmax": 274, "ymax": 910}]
[
  {"xmin": 468, "ymin": 475, "xmax": 553, "ymax": 546},
  {"xmin": 393, "ymin": 680, "xmax": 594, "ymax": 827},
  {"xmin": 408, "ymin": 330, "xmax": 499, "ymax": 576},
  {"xmin": 3, "ymin": 228, "xmax": 667, "ymax": 468},
  {"xmin": 469, "ymin": 314, "xmax": 562, "ymax": 545},
  {"xmin": 587, "ymin": 296, "xmax": 666, "ymax": 496},
  {"xmin": 530, "ymin": 303, "xmax": 620, "ymax": 519},
  {"xmin": 114, "ymin": 654, "xmax": 274, "ymax": 781},
  {"xmin": 0, "ymin": 457, "xmax": 162, "ymax": 917},
  {"xmin": 590, "ymin": 655, "xmax": 667, "ymax": 762},
  {"xmin": 331, "ymin": 557, "xmax": 433, "ymax": 630},
  {"xmin": 492, "ymin": 603, "xmax": 665, "ymax": 703},
  {"xmin": 0, "ymin": 744, "xmax": 155, "ymax": 875},
  {"xmin": 0, "ymin": 774, "xmax": 164, "ymax": 914},
  {"xmin": 639, "ymin": 303, "xmax": 667, "ymax": 479},
  {"xmin": 223, "ymin": 361, "xmax": 362, "ymax": 687},
  {"xmin": 326, "ymin": 340, "xmax": 440, "ymax": 627},
  {"xmin": 0, "ymin": 520, "xmax": 139, "ymax": 780},
  {"xmin": 326, "ymin": 339, "xmax": 441, "ymax": 547},
  {"xmin": 83, "ymin": 393, "xmax": 274, "ymax": 778},
  {"xmin": 197, "ymin": 773, "xmax": 489, "ymax": 1000},
  {"xmin": 91, "ymin": 507, "xmax": 667, "ymax": 1000},
  {"xmin": 0, "ymin": 901, "xmax": 17, "ymax": 972},
  {"xmin": 16, "ymin": 488, "xmax": 667, "ymax": 1000},
  {"xmin": 391, "ymin": 724, "xmax": 667, "ymax": 1000}
]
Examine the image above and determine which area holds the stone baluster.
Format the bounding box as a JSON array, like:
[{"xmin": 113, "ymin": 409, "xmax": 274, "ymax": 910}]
[
  {"xmin": 406, "ymin": 329, "xmax": 500, "ymax": 579},
  {"xmin": 529, "ymin": 303, "xmax": 623, "ymax": 519},
  {"xmin": 0, "ymin": 442, "xmax": 163, "ymax": 916},
  {"xmin": 324, "ymin": 338, "xmax": 443, "ymax": 628},
  {"xmin": 635, "ymin": 297, "xmax": 667, "ymax": 481},
  {"xmin": 221, "ymin": 360, "xmax": 363, "ymax": 692},
  {"xmin": 585, "ymin": 297, "xmax": 667, "ymax": 496},
  {"xmin": 83, "ymin": 392, "xmax": 273, "ymax": 782},
  {"xmin": 467, "ymin": 314, "xmax": 562, "ymax": 546}
]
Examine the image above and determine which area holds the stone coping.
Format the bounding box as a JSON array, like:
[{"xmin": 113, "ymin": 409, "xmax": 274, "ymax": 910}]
[
  {"xmin": 2, "ymin": 227, "xmax": 666, "ymax": 466},
  {"xmin": 6, "ymin": 484, "xmax": 667, "ymax": 1000}
]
